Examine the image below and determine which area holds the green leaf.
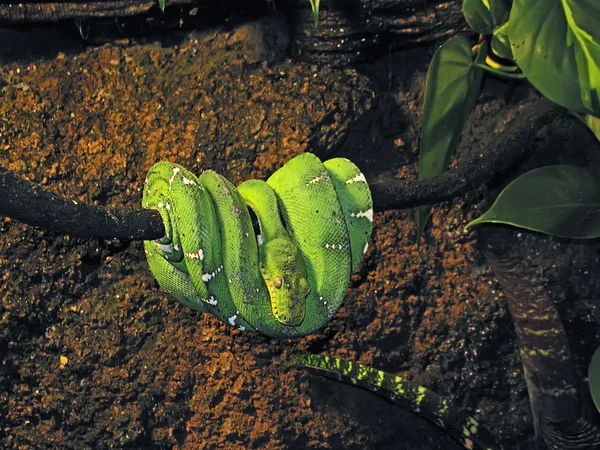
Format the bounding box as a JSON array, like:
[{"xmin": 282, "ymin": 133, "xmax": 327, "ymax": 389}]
[
  {"xmin": 508, "ymin": 0, "xmax": 600, "ymax": 117},
  {"xmin": 491, "ymin": 20, "xmax": 513, "ymax": 60},
  {"xmin": 489, "ymin": 0, "xmax": 510, "ymax": 28},
  {"xmin": 463, "ymin": 0, "xmax": 511, "ymax": 34},
  {"xmin": 308, "ymin": 0, "xmax": 320, "ymax": 27},
  {"xmin": 463, "ymin": 0, "xmax": 495, "ymax": 34},
  {"xmin": 417, "ymin": 37, "xmax": 486, "ymax": 242},
  {"xmin": 466, "ymin": 165, "xmax": 600, "ymax": 238},
  {"xmin": 589, "ymin": 346, "xmax": 600, "ymax": 413},
  {"xmin": 158, "ymin": 0, "xmax": 166, "ymax": 12}
]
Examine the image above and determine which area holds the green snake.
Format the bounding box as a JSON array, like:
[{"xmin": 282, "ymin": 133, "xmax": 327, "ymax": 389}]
[
  {"xmin": 288, "ymin": 354, "xmax": 503, "ymax": 450},
  {"xmin": 142, "ymin": 153, "xmax": 373, "ymax": 338}
]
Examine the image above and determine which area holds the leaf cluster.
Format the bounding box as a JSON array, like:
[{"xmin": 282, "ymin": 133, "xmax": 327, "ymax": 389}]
[{"xmin": 417, "ymin": 0, "xmax": 600, "ymax": 414}]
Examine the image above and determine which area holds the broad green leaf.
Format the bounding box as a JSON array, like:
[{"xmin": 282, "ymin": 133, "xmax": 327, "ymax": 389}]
[
  {"xmin": 417, "ymin": 37, "xmax": 486, "ymax": 242},
  {"xmin": 466, "ymin": 165, "xmax": 600, "ymax": 238},
  {"xmin": 463, "ymin": 0, "xmax": 495, "ymax": 34},
  {"xmin": 508, "ymin": 0, "xmax": 600, "ymax": 117},
  {"xmin": 589, "ymin": 346, "xmax": 600, "ymax": 413},
  {"xmin": 158, "ymin": 0, "xmax": 166, "ymax": 12},
  {"xmin": 308, "ymin": 0, "xmax": 320, "ymax": 27},
  {"xmin": 489, "ymin": 0, "xmax": 510, "ymax": 28},
  {"xmin": 491, "ymin": 20, "xmax": 513, "ymax": 61},
  {"xmin": 463, "ymin": 0, "xmax": 511, "ymax": 34}
]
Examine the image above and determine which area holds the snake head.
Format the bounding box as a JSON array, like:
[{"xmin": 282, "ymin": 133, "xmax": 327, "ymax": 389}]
[{"xmin": 260, "ymin": 238, "xmax": 310, "ymax": 327}]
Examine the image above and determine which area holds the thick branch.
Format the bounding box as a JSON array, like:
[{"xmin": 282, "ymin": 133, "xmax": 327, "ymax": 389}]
[
  {"xmin": 0, "ymin": 0, "xmax": 205, "ymax": 22},
  {"xmin": 0, "ymin": 97, "xmax": 564, "ymax": 241},
  {"xmin": 0, "ymin": 0, "xmax": 465, "ymax": 65},
  {"xmin": 369, "ymin": 97, "xmax": 564, "ymax": 212},
  {"xmin": 480, "ymin": 226, "xmax": 600, "ymax": 448},
  {"xmin": 0, "ymin": 168, "xmax": 165, "ymax": 240},
  {"xmin": 288, "ymin": 0, "xmax": 467, "ymax": 65}
]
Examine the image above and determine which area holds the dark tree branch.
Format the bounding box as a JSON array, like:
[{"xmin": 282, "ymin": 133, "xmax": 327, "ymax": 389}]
[
  {"xmin": 0, "ymin": 0, "xmax": 208, "ymax": 22},
  {"xmin": 369, "ymin": 97, "xmax": 564, "ymax": 211},
  {"xmin": 0, "ymin": 0, "xmax": 465, "ymax": 65},
  {"xmin": 0, "ymin": 97, "xmax": 564, "ymax": 241},
  {"xmin": 0, "ymin": 168, "xmax": 165, "ymax": 240},
  {"xmin": 480, "ymin": 225, "xmax": 600, "ymax": 448}
]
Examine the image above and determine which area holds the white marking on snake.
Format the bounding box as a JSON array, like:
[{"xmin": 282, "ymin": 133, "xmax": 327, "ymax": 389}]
[
  {"xmin": 202, "ymin": 265, "xmax": 223, "ymax": 282},
  {"xmin": 351, "ymin": 208, "xmax": 373, "ymax": 222},
  {"xmin": 307, "ymin": 172, "xmax": 330, "ymax": 185},
  {"xmin": 206, "ymin": 295, "xmax": 218, "ymax": 306},
  {"xmin": 345, "ymin": 173, "xmax": 367, "ymax": 184},
  {"xmin": 165, "ymin": 202, "xmax": 171, "ymax": 210},
  {"xmin": 182, "ymin": 176, "xmax": 195, "ymax": 185},
  {"xmin": 256, "ymin": 234, "xmax": 264, "ymax": 246},
  {"xmin": 228, "ymin": 312, "xmax": 239, "ymax": 326},
  {"xmin": 363, "ymin": 242, "xmax": 369, "ymax": 254},
  {"xmin": 169, "ymin": 167, "xmax": 181, "ymax": 186},
  {"xmin": 186, "ymin": 248, "xmax": 204, "ymax": 260},
  {"xmin": 238, "ymin": 326, "xmax": 245, "ymax": 331},
  {"xmin": 174, "ymin": 244, "xmax": 180, "ymax": 251},
  {"xmin": 157, "ymin": 201, "xmax": 164, "ymax": 208}
]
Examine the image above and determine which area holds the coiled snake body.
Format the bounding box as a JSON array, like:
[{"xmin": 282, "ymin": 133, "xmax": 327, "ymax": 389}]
[{"xmin": 143, "ymin": 153, "xmax": 373, "ymax": 338}]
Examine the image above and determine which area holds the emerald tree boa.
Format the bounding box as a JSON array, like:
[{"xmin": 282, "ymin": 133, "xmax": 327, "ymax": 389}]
[{"xmin": 142, "ymin": 153, "xmax": 373, "ymax": 338}]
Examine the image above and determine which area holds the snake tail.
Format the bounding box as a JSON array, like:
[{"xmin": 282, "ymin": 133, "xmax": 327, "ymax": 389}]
[
  {"xmin": 288, "ymin": 354, "xmax": 503, "ymax": 450},
  {"xmin": 143, "ymin": 153, "xmax": 373, "ymax": 338}
]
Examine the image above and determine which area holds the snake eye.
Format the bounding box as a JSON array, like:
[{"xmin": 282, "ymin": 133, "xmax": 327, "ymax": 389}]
[{"xmin": 273, "ymin": 277, "xmax": 283, "ymax": 289}]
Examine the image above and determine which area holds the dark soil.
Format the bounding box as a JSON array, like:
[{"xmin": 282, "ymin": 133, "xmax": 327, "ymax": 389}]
[{"xmin": 0, "ymin": 14, "xmax": 599, "ymax": 450}]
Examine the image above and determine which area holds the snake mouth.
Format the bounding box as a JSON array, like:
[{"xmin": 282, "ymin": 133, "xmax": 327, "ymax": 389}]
[
  {"xmin": 266, "ymin": 280, "xmax": 306, "ymax": 327},
  {"xmin": 271, "ymin": 303, "xmax": 304, "ymax": 327}
]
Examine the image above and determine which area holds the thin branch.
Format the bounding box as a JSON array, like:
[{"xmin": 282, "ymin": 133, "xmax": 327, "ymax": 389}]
[{"xmin": 369, "ymin": 97, "xmax": 564, "ymax": 211}]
